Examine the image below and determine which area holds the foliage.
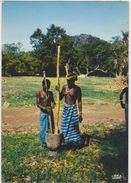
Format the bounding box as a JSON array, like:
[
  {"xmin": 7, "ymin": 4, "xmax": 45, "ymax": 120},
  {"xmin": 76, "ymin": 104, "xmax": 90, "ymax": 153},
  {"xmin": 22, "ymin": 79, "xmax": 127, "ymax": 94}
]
[
  {"xmin": 2, "ymin": 43, "xmax": 39, "ymax": 76},
  {"xmin": 30, "ymin": 24, "xmax": 75, "ymax": 76},
  {"xmin": 2, "ymin": 24, "xmax": 128, "ymax": 77},
  {"xmin": 2, "ymin": 122, "xmax": 127, "ymax": 182},
  {"xmin": 111, "ymin": 32, "xmax": 128, "ymax": 76},
  {"xmin": 2, "ymin": 77, "xmax": 121, "ymax": 108},
  {"xmin": 2, "ymin": 43, "xmax": 23, "ymax": 76},
  {"xmin": 78, "ymin": 40, "xmax": 115, "ymax": 75}
]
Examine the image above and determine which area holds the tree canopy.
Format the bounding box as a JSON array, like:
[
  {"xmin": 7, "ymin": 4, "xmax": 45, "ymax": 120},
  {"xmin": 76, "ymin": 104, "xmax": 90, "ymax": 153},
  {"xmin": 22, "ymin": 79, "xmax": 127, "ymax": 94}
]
[{"xmin": 2, "ymin": 24, "xmax": 128, "ymax": 77}]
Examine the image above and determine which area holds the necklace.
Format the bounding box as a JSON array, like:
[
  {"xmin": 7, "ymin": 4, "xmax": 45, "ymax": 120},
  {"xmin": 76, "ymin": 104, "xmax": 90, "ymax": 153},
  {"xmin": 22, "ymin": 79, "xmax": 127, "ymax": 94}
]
[
  {"xmin": 65, "ymin": 86, "xmax": 73, "ymax": 94},
  {"xmin": 42, "ymin": 90, "xmax": 49, "ymax": 99}
]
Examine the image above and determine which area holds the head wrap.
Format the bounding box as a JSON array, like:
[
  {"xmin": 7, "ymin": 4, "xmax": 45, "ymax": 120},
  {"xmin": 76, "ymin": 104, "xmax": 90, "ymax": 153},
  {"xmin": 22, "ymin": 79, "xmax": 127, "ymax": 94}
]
[{"xmin": 66, "ymin": 73, "xmax": 77, "ymax": 81}]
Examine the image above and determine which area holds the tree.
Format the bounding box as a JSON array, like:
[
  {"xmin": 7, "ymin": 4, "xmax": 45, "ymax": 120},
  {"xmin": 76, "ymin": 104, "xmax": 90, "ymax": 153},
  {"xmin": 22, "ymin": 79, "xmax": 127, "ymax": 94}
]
[
  {"xmin": 78, "ymin": 40, "xmax": 115, "ymax": 76},
  {"xmin": 2, "ymin": 43, "xmax": 23, "ymax": 76},
  {"xmin": 30, "ymin": 24, "xmax": 76, "ymax": 76},
  {"xmin": 30, "ymin": 28, "xmax": 44, "ymax": 49},
  {"xmin": 2, "ymin": 43, "xmax": 39, "ymax": 76},
  {"xmin": 111, "ymin": 31, "xmax": 128, "ymax": 76}
]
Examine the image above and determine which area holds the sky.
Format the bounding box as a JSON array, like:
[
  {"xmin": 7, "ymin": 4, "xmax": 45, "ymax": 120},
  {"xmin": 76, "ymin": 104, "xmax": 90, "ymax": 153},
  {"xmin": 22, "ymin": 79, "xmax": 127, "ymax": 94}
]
[{"xmin": 2, "ymin": 1, "xmax": 129, "ymax": 51}]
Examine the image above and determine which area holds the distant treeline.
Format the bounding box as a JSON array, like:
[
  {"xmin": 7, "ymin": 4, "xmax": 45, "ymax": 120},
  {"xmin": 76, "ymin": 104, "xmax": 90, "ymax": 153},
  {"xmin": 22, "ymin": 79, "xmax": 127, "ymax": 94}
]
[{"xmin": 2, "ymin": 24, "xmax": 128, "ymax": 77}]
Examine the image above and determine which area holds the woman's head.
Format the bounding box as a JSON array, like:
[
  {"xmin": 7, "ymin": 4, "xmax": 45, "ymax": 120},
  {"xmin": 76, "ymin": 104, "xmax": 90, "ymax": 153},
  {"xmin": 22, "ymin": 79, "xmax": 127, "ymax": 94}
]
[
  {"xmin": 66, "ymin": 73, "xmax": 77, "ymax": 86},
  {"xmin": 42, "ymin": 79, "xmax": 50, "ymax": 90}
]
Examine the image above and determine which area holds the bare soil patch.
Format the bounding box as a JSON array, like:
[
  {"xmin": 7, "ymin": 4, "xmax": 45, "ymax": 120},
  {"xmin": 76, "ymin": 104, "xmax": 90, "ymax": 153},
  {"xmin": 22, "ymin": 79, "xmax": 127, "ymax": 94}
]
[{"xmin": 2, "ymin": 104, "xmax": 124, "ymax": 133}]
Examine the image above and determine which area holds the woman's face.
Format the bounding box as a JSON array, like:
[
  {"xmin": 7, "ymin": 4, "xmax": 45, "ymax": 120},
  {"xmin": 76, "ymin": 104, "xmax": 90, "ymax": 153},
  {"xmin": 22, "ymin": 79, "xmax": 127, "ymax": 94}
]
[{"xmin": 67, "ymin": 79, "xmax": 75, "ymax": 87}]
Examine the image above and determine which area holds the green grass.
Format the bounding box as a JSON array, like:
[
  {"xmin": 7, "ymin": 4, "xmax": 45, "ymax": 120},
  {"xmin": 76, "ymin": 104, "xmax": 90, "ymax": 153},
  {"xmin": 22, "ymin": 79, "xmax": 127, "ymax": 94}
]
[
  {"xmin": 2, "ymin": 76, "xmax": 120, "ymax": 107},
  {"xmin": 2, "ymin": 122, "xmax": 128, "ymax": 182},
  {"xmin": 2, "ymin": 76, "xmax": 126, "ymax": 182}
]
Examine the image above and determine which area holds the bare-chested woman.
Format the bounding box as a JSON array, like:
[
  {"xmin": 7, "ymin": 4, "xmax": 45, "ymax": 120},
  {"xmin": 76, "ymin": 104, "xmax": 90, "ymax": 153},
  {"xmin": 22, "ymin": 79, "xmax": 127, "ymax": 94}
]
[
  {"xmin": 56, "ymin": 72, "xmax": 83, "ymax": 148},
  {"xmin": 36, "ymin": 79, "xmax": 55, "ymax": 147}
]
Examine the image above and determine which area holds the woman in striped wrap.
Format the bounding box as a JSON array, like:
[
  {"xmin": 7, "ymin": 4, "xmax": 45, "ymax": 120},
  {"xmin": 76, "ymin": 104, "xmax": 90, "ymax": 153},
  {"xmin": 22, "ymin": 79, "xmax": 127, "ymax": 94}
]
[{"xmin": 56, "ymin": 73, "xmax": 83, "ymax": 148}]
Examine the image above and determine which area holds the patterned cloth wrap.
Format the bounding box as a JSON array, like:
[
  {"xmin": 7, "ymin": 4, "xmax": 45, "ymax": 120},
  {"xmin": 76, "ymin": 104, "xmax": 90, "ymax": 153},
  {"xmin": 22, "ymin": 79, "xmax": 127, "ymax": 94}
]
[
  {"xmin": 62, "ymin": 103, "xmax": 82, "ymax": 146},
  {"xmin": 39, "ymin": 111, "xmax": 49, "ymax": 143}
]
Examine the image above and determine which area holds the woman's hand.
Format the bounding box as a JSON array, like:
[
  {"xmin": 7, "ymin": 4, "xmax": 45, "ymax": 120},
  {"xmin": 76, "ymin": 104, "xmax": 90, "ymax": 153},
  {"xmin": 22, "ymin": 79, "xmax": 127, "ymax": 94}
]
[
  {"xmin": 79, "ymin": 114, "xmax": 83, "ymax": 123},
  {"xmin": 46, "ymin": 107, "xmax": 52, "ymax": 112},
  {"xmin": 41, "ymin": 106, "xmax": 52, "ymax": 113},
  {"xmin": 120, "ymin": 100, "xmax": 125, "ymax": 109},
  {"xmin": 121, "ymin": 103, "xmax": 125, "ymax": 109},
  {"xmin": 55, "ymin": 84, "xmax": 60, "ymax": 91},
  {"xmin": 51, "ymin": 102, "xmax": 56, "ymax": 109}
]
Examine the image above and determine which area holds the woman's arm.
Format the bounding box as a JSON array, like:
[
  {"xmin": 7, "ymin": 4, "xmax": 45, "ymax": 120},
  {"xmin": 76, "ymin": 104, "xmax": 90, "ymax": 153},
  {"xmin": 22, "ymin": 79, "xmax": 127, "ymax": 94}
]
[
  {"xmin": 77, "ymin": 87, "xmax": 83, "ymax": 123},
  {"xmin": 50, "ymin": 91, "xmax": 56, "ymax": 108},
  {"xmin": 56, "ymin": 85, "xmax": 65, "ymax": 100},
  {"xmin": 120, "ymin": 88, "xmax": 127, "ymax": 109}
]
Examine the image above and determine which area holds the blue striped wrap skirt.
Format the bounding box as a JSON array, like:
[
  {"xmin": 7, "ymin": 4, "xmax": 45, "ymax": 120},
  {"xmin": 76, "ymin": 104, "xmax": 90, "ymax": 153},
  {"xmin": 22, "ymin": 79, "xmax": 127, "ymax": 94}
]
[{"xmin": 62, "ymin": 103, "xmax": 82, "ymax": 145}]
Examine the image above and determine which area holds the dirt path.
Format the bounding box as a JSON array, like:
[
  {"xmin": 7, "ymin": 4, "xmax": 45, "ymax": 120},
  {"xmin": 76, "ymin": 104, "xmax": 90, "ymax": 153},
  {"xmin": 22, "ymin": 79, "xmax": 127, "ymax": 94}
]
[{"xmin": 2, "ymin": 104, "xmax": 125, "ymax": 132}]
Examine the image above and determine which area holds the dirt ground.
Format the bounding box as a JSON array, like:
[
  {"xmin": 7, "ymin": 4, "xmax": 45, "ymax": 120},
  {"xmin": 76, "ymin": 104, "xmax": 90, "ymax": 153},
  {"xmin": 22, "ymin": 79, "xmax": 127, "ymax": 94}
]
[{"xmin": 2, "ymin": 103, "xmax": 125, "ymax": 133}]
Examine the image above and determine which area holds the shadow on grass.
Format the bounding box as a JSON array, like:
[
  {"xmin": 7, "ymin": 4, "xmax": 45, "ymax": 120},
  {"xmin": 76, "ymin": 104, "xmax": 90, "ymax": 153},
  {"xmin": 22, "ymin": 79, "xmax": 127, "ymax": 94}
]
[
  {"xmin": 56, "ymin": 134, "xmax": 91, "ymax": 152},
  {"xmin": 92, "ymin": 128, "xmax": 128, "ymax": 183},
  {"xmin": 47, "ymin": 126, "xmax": 128, "ymax": 182}
]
